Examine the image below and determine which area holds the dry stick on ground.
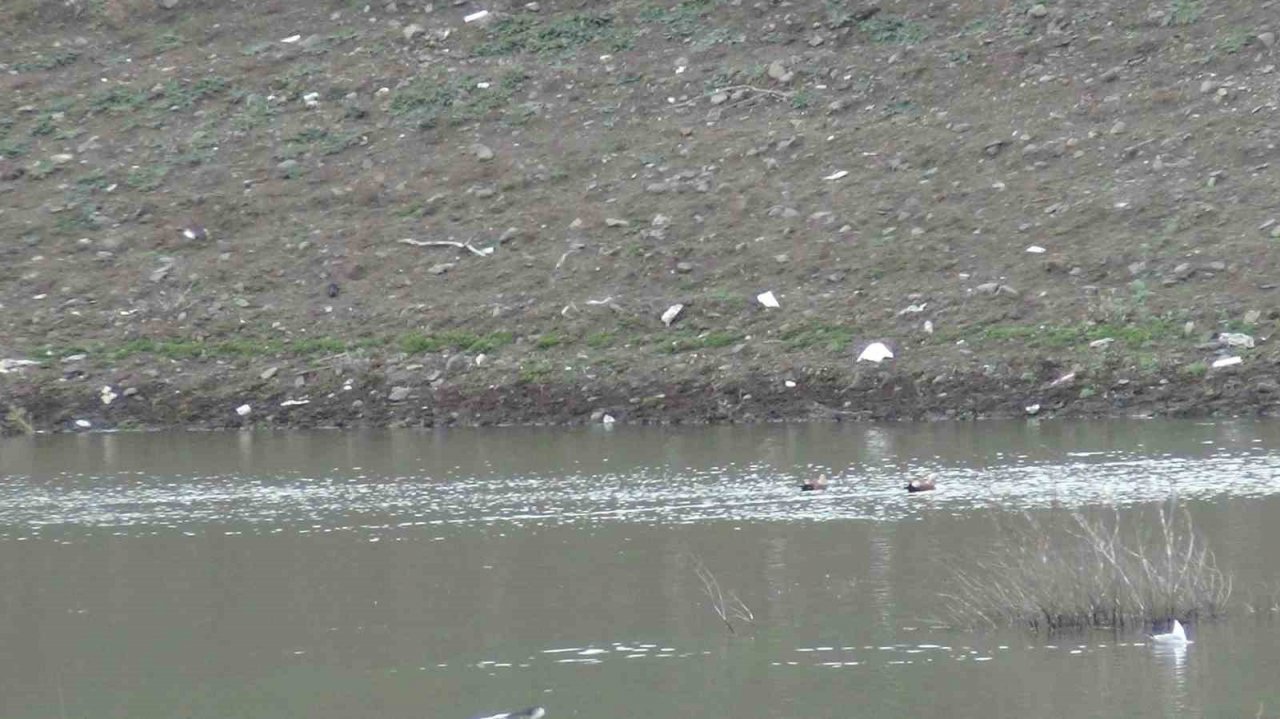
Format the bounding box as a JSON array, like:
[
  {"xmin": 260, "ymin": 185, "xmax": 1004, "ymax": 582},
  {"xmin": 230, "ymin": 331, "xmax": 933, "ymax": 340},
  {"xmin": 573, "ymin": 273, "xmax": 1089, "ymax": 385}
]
[
  {"xmin": 397, "ymin": 238, "xmax": 493, "ymax": 257},
  {"xmin": 685, "ymin": 553, "xmax": 755, "ymax": 634}
]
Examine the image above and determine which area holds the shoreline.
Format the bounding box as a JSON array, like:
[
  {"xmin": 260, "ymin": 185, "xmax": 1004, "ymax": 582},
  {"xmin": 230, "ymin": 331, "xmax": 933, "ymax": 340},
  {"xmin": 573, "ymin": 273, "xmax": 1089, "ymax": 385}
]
[{"xmin": 4, "ymin": 358, "xmax": 1275, "ymax": 435}]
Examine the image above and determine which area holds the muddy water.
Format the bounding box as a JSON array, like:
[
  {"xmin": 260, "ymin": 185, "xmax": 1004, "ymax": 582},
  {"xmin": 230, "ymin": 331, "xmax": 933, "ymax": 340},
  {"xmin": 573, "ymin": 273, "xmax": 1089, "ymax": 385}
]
[{"xmin": 1, "ymin": 421, "xmax": 1279, "ymax": 719}]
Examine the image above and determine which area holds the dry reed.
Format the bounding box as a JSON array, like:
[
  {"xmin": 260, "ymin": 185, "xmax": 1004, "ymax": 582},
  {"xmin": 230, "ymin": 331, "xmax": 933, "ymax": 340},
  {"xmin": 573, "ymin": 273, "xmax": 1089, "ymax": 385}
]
[{"xmin": 940, "ymin": 499, "xmax": 1232, "ymax": 631}]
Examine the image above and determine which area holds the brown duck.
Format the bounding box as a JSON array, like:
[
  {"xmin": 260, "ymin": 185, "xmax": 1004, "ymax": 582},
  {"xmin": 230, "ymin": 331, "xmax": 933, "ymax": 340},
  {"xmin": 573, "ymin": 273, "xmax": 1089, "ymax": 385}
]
[
  {"xmin": 800, "ymin": 473, "xmax": 829, "ymax": 492},
  {"xmin": 906, "ymin": 474, "xmax": 936, "ymax": 493}
]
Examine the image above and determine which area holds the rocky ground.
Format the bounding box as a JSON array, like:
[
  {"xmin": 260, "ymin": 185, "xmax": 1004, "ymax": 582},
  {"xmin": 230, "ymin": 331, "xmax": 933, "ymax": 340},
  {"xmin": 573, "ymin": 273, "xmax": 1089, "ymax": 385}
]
[{"xmin": 2, "ymin": 0, "xmax": 1280, "ymax": 434}]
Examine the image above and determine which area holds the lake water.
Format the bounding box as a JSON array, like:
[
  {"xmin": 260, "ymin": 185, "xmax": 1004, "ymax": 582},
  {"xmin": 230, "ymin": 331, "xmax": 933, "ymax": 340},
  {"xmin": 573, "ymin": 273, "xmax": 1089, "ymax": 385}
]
[{"xmin": 1, "ymin": 421, "xmax": 1279, "ymax": 719}]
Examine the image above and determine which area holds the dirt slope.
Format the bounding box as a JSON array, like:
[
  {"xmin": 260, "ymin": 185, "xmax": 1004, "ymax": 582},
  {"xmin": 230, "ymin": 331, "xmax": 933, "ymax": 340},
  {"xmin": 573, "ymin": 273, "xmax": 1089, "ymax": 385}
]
[{"xmin": 2, "ymin": 0, "xmax": 1279, "ymax": 432}]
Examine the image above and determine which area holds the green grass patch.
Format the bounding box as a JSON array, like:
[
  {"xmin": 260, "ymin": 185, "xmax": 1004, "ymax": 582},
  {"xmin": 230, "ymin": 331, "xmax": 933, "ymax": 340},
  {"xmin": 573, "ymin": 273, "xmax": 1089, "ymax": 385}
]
[
  {"xmin": 0, "ymin": 138, "xmax": 28, "ymax": 158},
  {"xmin": 781, "ymin": 323, "xmax": 855, "ymax": 352},
  {"xmin": 389, "ymin": 71, "xmax": 528, "ymax": 129},
  {"xmin": 125, "ymin": 164, "xmax": 170, "ymax": 191},
  {"xmin": 155, "ymin": 77, "xmax": 230, "ymax": 110},
  {"xmin": 476, "ymin": 14, "xmax": 631, "ymax": 56},
  {"xmin": 659, "ymin": 330, "xmax": 742, "ymax": 354},
  {"xmin": 1166, "ymin": 0, "xmax": 1202, "ymax": 25},
  {"xmin": 976, "ymin": 319, "xmax": 1184, "ymax": 349},
  {"xmin": 91, "ymin": 86, "xmax": 150, "ymax": 113},
  {"xmin": 535, "ymin": 333, "xmax": 563, "ymax": 349},
  {"xmin": 13, "ymin": 50, "xmax": 79, "ymax": 73},
  {"xmin": 40, "ymin": 335, "xmax": 388, "ymax": 362},
  {"xmin": 1182, "ymin": 360, "xmax": 1208, "ymax": 378},
  {"xmin": 858, "ymin": 14, "xmax": 927, "ymax": 44},
  {"xmin": 399, "ymin": 330, "xmax": 514, "ymax": 354},
  {"xmin": 518, "ymin": 359, "xmax": 555, "ymax": 383},
  {"xmin": 638, "ymin": 0, "xmax": 713, "ymax": 41},
  {"xmin": 585, "ymin": 331, "xmax": 616, "ymax": 349}
]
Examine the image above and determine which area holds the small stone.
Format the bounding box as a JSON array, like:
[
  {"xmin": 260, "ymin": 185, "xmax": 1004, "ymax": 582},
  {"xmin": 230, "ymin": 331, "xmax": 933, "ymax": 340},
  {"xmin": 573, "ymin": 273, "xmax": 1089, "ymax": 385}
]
[
  {"xmin": 388, "ymin": 386, "xmax": 412, "ymax": 402},
  {"xmin": 473, "ymin": 143, "xmax": 494, "ymax": 161}
]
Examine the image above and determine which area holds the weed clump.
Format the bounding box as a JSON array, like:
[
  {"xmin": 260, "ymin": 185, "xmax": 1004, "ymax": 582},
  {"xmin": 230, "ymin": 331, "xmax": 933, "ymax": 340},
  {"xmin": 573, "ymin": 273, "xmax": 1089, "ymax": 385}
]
[{"xmin": 941, "ymin": 500, "xmax": 1232, "ymax": 631}]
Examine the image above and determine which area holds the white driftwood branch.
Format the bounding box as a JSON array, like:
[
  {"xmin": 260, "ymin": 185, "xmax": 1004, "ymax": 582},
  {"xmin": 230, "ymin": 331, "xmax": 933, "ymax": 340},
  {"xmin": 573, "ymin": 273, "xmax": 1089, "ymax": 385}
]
[{"xmin": 398, "ymin": 238, "xmax": 493, "ymax": 257}]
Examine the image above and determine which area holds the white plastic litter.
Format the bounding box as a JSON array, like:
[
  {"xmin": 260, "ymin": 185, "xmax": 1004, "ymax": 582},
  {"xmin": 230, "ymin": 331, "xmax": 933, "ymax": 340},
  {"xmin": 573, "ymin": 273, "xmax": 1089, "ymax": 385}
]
[{"xmin": 857, "ymin": 342, "xmax": 894, "ymax": 363}]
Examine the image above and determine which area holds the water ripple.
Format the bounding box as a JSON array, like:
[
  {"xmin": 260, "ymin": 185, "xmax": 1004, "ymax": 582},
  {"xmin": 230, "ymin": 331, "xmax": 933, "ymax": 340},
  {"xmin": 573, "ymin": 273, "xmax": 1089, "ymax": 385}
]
[{"xmin": 2, "ymin": 448, "xmax": 1279, "ymax": 535}]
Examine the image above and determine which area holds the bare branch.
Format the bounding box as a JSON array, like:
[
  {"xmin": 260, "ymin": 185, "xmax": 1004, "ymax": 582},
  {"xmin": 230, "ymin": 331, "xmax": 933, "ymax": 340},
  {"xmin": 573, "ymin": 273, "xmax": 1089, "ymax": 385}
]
[{"xmin": 397, "ymin": 238, "xmax": 494, "ymax": 257}]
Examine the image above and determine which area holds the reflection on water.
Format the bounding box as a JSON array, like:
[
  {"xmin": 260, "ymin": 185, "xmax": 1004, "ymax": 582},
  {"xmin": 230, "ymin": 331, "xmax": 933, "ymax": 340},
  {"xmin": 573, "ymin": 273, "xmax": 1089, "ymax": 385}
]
[
  {"xmin": 1, "ymin": 421, "xmax": 1280, "ymax": 719},
  {"xmin": 1152, "ymin": 642, "xmax": 1190, "ymax": 714}
]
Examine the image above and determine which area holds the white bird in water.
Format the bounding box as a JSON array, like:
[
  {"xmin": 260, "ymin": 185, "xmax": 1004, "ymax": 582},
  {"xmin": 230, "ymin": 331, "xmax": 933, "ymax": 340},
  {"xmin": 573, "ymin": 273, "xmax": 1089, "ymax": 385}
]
[
  {"xmin": 474, "ymin": 708, "xmax": 545, "ymax": 719},
  {"xmin": 1150, "ymin": 619, "xmax": 1191, "ymax": 645}
]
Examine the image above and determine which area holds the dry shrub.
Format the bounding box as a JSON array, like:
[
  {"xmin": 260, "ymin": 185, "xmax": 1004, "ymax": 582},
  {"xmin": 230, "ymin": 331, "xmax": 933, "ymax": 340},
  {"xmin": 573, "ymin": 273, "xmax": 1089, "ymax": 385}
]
[{"xmin": 941, "ymin": 499, "xmax": 1232, "ymax": 631}]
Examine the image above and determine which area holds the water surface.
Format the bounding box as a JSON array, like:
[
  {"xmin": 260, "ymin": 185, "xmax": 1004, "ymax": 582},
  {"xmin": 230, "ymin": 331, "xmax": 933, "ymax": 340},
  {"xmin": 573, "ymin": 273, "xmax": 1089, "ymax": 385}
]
[{"xmin": 1, "ymin": 421, "xmax": 1279, "ymax": 719}]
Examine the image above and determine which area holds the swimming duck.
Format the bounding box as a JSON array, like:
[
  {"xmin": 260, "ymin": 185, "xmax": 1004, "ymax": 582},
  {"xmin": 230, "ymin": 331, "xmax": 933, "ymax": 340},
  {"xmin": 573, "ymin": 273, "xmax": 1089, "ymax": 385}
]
[
  {"xmin": 906, "ymin": 474, "xmax": 936, "ymax": 493},
  {"xmin": 1150, "ymin": 619, "xmax": 1191, "ymax": 646},
  {"xmin": 800, "ymin": 473, "xmax": 829, "ymax": 492}
]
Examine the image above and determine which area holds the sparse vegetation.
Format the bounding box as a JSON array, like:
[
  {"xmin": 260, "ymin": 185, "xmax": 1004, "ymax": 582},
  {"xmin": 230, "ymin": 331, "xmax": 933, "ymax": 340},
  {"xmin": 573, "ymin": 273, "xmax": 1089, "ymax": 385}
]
[
  {"xmin": 400, "ymin": 331, "xmax": 514, "ymax": 355},
  {"xmin": 2, "ymin": 0, "xmax": 1279, "ymax": 429},
  {"xmin": 859, "ymin": 14, "xmax": 927, "ymax": 44},
  {"xmin": 660, "ymin": 330, "xmax": 742, "ymax": 354},
  {"xmin": 389, "ymin": 71, "xmax": 528, "ymax": 128},
  {"xmin": 476, "ymin": 14, "xmax": 630, "ymax": 56},
  {"xmin": 1166, "ymin": 0, "xmax": 1203, "ymax": 26},
  {"xmin": 781, "ymin": 323, "xmax": 855, "ymax": 352},
  {"xmin": 941, "ymin": 500, "xmax": 1233, "ymax": 631}
]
